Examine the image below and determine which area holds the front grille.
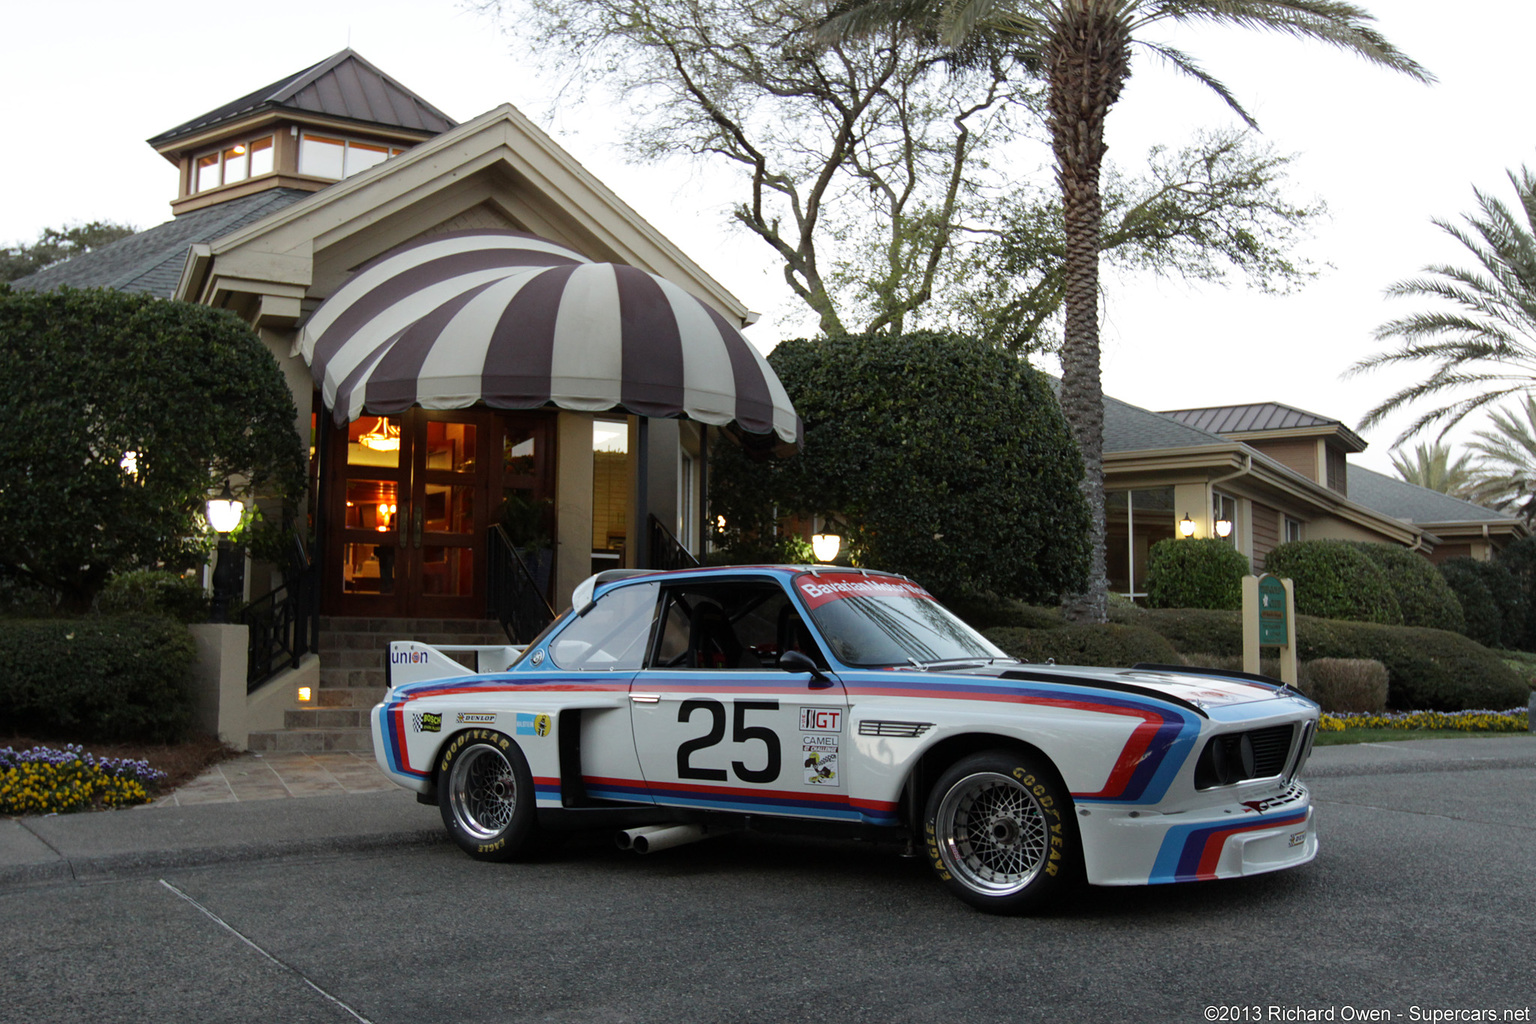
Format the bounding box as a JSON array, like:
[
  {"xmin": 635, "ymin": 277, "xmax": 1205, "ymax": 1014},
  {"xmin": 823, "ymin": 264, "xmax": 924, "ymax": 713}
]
[{"xmin": 1194, "ymin": 725, "xmax": 1296, "ymax": 789}]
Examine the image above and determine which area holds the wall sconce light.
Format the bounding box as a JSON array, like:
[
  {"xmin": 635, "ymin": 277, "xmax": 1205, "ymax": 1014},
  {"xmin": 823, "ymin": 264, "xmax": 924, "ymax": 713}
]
[
  {"xmin": 1215, "ymin": 518, "xmax": 1233, "ymax": 539},
  {"xmin": 811, "ymin": 533, "xmax": 842, "ymax": 563},
  {"xmin": 1179, "ymin": 514, "xmax": 1196, "ymax": 538}
]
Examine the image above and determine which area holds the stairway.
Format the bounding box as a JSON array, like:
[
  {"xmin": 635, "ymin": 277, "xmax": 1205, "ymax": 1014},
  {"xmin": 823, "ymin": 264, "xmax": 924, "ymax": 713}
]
[{"xmin": 246, "ymin": 616, "xmax": 510, "ymax": 753}]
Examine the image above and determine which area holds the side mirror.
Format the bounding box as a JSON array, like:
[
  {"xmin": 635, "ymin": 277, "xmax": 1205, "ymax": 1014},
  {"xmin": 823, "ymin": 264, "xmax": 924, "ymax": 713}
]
[{"xmin": 780, "ymin": 649, "xmax": 832, "ymax": 687}]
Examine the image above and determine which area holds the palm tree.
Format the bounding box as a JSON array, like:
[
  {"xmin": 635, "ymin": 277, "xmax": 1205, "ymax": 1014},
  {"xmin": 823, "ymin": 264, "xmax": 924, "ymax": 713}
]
[
  {"xmin": 822, "ymin": 1, "xmax": 1429, "ymax": 621},
  {"xmin": 1465, "ymin": 397, "xmax": 1536, "ymax": 522},
  {"xmin": 1353, "ymin": 167, "xmax": 1536, "ymax": 445},
  {"xmin": 1388, "ymin": 441, "xmax": 1478, "ymax": 498}
]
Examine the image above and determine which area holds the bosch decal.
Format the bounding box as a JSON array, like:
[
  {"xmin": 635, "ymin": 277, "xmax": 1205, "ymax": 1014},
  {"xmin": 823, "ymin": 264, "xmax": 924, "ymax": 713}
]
[{"xmin": 412, "ymin": 711, "xmax": 442, "ymax": 733}]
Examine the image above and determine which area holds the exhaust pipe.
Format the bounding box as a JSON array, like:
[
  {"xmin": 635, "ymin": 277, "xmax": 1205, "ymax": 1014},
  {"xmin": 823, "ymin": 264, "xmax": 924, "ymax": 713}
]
[
  {"xmin": 614, "ymin": 823, "xmax": 717, "ymax": 854},
  {"xmin": 632, "ymin": 824, "xmax": 712, "ymax": 854},
  {"xmin": 615, "ymin": 825, "xmax": 674, "ymax": 851}
]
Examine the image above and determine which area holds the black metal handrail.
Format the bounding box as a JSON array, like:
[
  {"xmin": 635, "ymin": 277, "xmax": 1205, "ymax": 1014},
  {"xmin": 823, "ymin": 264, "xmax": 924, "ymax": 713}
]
[
  {"xmin": 241, "ymin": 534, "xmax": 319, "ymax": 692},
  {"xmin": 488, "ymin": 524, "xmax": 556, "ymax": 643},
  {"xmin": 648, "ymin": 514, "xmax": 701, "ymax": 571}
]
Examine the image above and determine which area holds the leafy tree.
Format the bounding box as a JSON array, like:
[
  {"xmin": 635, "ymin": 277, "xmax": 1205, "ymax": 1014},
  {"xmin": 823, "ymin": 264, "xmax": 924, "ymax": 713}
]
[
  {"xmin": 0, "ymin": 287, "xmax": 305, "ymax": 612},
  {"xmin": 821, "ymin": 0, "xmax": 1429, "ymax": 623},
  {"xmin": 1387, "ymin": 441, "xmax": 1478, "ymax": 499},
  {"xmin": 1465, "ymin": 397, "xmax": 1536, "ymax": 521},
  {"xmin": 709, "ymin": 331, "xmax": 1089, "ymax": 602},
  {"xmin": 496, "ymin": 0, "xmax": 1322, "ymax": 343},
  {"xmin": 1, "ymin": 221, "xmax": 135, "ymax": 282},
  {"xmin": 1437, "ymin": 556, "xmax": 1521, "ymax": 649},
  {"xmin": 1353, "ymin": 167, "xmax": 1536, "ymax": 442}
]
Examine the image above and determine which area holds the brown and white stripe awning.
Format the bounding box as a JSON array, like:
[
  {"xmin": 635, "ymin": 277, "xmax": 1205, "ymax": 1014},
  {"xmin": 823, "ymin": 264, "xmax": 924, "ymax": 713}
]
[{"xmin": 297, "ymin": 230, "xmax": 799, "ymax": 451}]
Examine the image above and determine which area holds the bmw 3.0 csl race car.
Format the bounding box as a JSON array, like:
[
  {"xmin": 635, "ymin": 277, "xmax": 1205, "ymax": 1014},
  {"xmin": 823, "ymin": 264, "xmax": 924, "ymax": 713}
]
[{"xmin": 374, "ymin": 566, "xmax": 1319, "ymax": 913}]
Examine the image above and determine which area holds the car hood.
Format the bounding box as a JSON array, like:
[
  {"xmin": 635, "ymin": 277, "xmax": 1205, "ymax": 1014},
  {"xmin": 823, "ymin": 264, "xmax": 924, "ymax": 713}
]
[{"xmin": 973, "ymin": 663, "xmax": 1301, "ymax": 713}]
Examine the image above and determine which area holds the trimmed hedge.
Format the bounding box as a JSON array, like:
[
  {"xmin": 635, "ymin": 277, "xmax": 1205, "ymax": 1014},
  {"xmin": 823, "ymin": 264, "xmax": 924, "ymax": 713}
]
[
  {"xmin": 1265, "ymin": 540, "xmax": 1402, "ymax": 625},
  {"xmin": 983, "ymin": 624, "xmax": 1179, "ymax": 667},
  {"xmin": 0, "ymin": 616, "xmax": 195, "ymax": 742},
  {"xmin": 1145, "ymin": 538, "xmax": 1249, "ymax": 610},
  {"xmin": 1348, "ymin": 543, "xmax": 1464, "ymax": 633},
  {"xmin": 99, "ymin": 570, "xmax": 209, "ymax": 624},
  {"xmin": 1121, "ymin": 607, "xmax": 1527, "ymax": 711}
]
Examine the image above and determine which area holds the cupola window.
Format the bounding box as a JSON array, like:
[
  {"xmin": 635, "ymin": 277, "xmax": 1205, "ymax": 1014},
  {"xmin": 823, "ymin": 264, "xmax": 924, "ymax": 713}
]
[
  {"xmin": 193, "ymin": 135, "xmax": 274, "ymax": 193},
  {"xmin": 298, "ymin": 132, "xmax": 404, "ymax": 181}
]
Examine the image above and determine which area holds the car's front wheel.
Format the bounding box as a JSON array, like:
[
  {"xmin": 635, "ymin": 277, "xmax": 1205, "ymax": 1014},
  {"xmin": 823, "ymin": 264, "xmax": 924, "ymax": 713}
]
[
  {"xmin": 437, "ymin": 729, "xmax": 539, "ymax": 861},
  {"xmin": 923, "ymin": 749, "xmax": 1079, "ymax": 914}
]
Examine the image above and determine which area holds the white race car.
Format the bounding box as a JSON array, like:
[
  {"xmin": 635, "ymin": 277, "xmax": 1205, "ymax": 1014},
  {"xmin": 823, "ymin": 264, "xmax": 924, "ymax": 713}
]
[{"xmin": 374, "ymin": 566, "xmax": 1319, "ymax": 913}]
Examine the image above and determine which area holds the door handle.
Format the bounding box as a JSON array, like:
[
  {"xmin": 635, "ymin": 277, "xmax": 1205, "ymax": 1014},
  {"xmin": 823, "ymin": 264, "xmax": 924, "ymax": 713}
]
[
  {"xmin": 630, "ymin": 693, "xmax": 661, "ymax": 704},
  {"xmin": 413, "ymin": 506, "xmax": 424, "ymax": 548}
]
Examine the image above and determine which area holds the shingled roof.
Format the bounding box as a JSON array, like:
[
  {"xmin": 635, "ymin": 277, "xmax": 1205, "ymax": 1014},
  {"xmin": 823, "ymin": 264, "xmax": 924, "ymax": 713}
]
[
  {"xmin": 8, "ymin": 189, "xmax": 311, "ymax": 297},
  {"xmin": 148, "ymin": 50, "xmax": 456, "ymax": 148},
  {"xmin": 1347, "ymin": 464, "xmax": 1518, "ymax": 526},
  {"xmin": 1104, "ymin": 394, "xmax": 1233, "ymax": 453}
]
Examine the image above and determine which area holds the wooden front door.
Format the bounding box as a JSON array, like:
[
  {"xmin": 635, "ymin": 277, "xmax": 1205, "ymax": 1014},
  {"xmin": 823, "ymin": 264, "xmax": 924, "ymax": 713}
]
[
  {"xmin": 323, "ymin": 409, "xmax": 558, "ymax": 619},
  {"xmin": 325, "ymin": 409, "xmax": 490, "ymax": 618}
]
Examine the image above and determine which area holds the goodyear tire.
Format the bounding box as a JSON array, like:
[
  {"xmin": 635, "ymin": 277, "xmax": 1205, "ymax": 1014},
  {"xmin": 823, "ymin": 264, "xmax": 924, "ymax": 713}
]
[
  {"xmin": 437, "ymin": 729, "xmax": 539, "ymax": 861},
  {"xmin": 923, "ymin": 749, "xmax": 1079, "ymax": 914}
]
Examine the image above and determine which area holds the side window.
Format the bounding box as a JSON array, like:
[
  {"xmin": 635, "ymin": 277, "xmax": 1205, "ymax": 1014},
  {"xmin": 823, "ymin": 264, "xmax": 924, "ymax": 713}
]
[
  {"xmin": 648, "ymin": 582, "xmax": 824, "ymax": 670},
  {"xmin": 549, "ymin": 581, "xmax": 659, "ymax": 671}
]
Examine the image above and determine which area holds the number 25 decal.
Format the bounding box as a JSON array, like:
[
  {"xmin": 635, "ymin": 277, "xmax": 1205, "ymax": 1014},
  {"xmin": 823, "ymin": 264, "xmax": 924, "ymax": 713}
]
[{"xmin": 677, "ymin": 699, "xmax": 781, "ymax": 784}]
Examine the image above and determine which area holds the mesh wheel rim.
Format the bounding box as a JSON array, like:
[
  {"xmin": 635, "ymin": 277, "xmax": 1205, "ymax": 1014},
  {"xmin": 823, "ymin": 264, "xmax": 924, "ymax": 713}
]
[
  {"xmin": 935, "ymin": 771, "xmax": 1049, "ymax": 896},
  {"xmin": 449, "ymin": 745, "xmax": 518, "ymax": 841}
]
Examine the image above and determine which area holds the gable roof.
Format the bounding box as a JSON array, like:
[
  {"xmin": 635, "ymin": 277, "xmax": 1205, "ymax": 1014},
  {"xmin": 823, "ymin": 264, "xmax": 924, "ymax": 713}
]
[
  {"xmin": 1162, "ymin": 401, "xmax": 1368, "ymax": 452},
  {"xmin": 8, "ymin": 189, "xmax": 311, "ymax": 297},
  {"xmin": 1347, "ymin": 464, "xmax": 1520, "ymax": 526},
  {"xmin": 147, "ymin": 50, "xmax": 456, "ymax": 148}
]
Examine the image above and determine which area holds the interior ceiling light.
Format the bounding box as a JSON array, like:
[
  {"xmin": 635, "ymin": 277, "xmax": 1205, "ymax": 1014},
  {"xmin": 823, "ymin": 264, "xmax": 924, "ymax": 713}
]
[{"xmin": 359, "ymin": 417, "xmax": 400, "ymax": 451}]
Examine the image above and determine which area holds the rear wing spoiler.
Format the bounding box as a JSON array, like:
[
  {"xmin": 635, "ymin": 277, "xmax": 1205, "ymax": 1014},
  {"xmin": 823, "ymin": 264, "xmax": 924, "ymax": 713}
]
[{"xmin": 386, "ymin": 641, "xmax": 524, "ymax": 690}]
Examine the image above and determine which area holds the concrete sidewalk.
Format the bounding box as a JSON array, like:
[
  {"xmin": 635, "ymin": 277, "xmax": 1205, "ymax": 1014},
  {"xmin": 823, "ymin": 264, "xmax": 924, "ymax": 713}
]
[{"xmin": 1, "ymin": 735, "xmax": 1530, "ymax": 891}]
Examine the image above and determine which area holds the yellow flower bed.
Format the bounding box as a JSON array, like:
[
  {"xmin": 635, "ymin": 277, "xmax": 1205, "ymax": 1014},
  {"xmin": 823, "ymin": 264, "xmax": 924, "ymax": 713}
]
[
  {"xmin": 0, "ymin": 748, "xmax": 160, "ymax": 816},
  {"xmin": 1317, "ymin": 709, "xmax": 1530, "ymax": 733}
]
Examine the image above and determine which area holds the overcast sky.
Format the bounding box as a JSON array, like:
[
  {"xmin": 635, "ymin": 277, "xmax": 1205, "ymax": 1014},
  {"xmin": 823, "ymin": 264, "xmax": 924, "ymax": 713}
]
[{"xmin": 5, "ymin": 0, "xmax": 1532, "ymax": 474}]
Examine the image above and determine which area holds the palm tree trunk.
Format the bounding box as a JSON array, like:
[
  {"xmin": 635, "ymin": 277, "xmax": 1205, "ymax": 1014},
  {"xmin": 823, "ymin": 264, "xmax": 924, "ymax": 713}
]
[{"xmin": 1050, "ymin": 1, "xmax": 1130, "ymax": 624}]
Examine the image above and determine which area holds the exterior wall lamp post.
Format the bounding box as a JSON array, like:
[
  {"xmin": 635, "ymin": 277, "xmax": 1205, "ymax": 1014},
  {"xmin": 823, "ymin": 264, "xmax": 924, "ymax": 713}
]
[
  {"xmin": 1179, "ymin": 514, "xmax": 1196, "ymax": 539},
  {"xmin": 206, "ymin": 480, "xmax": 245, "ymax": 624},
  {"xmin": 1215, "ymin": 518, "xmax": 1233, "ymax": 539}
]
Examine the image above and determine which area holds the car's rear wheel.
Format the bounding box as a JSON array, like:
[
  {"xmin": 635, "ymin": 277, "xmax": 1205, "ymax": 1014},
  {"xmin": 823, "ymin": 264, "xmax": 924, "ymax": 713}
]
[
  {"xmin": 437, "ymin": 729, "xmax": 539, "ymax": 861},
  {"xmin": 923, "ymin": 750, "xmax": 1078, "ymax": 914}
]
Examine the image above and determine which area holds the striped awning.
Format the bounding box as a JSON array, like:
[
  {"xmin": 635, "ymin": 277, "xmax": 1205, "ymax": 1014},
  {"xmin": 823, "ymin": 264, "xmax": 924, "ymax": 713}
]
[{"xmin": 297, "ymin": 229, "xmax": 799, "ymax": 451}]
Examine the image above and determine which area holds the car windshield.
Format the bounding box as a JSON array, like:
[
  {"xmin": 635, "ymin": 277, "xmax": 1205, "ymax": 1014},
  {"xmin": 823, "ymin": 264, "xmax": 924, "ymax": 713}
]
[{"xmin": 793, "ymin": 572, "xmax": 1006, "ymax": 668}]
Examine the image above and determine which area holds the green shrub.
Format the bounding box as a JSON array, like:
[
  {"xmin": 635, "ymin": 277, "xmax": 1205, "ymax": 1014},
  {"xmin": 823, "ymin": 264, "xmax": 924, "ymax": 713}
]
[
  {"xmin": 1292, "ymin": 617, "xmax": 1527, "ymax": 711},
  {"xmin": 1495, "ymin": 535, "xmax": 1536, "ymax": 649},
  {"xmin": 1348, "ymin": 543, "xmax": 1464, "ymax": 633},
  {"xmin": 1133, "ymin": 607, "xmax": 1245, "ymax": 657},
  {"xmin": 99, "ymin": 570, "xmax": 209, "ymax": 623},
  {"xmin": 1144, "ymin": 538, "xmax": 1249, "ymax": 610},
  {"xmin": 1298, "ymin": 658, "xmax": 1389, "ymax": 713},
  {"xmin": 0, "ymin": 616, "xmax": 195, "ymax": 742},
  {"xmin": 947, "ymin": 596, "xmax": 1062, "ymax": 632},
  {"xmin": 984, "ymin": 624, "xmax": 1179, "ymax": 667},
  {"xmin": 1265, "ymin": 540, "xmax": 1402, "ymax": 624},
  {"xmin": 1127, "ymin": 606, "xmax": 1526, "ymax": 711},
  {"xmin": 1475, "ymin": 558, "xmax": 1527, "ymax": 649},
  {"xmin": 1437, "ymin": 558, "xmax": 1503, "ymax": 647}
]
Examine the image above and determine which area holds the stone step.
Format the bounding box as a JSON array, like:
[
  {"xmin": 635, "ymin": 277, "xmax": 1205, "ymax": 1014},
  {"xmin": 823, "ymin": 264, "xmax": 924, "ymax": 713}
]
[
  {"xmin": 318, "ymin": 685, "xmax": 388, "ymax": 709},
  {"xmin": 285, "ymin": 706, "xmax": 371, "ymax": 730},
  {"xmin": 247, "ymin": 728, "xmax": 376, "ymax": 754}
]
